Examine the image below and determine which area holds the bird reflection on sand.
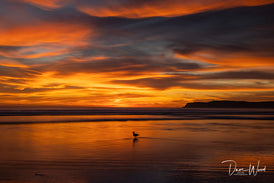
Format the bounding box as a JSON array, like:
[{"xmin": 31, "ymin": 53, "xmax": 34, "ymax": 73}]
[{"xmin": 132, "ymin": 137, "xmax": 139, "ymax": 148}]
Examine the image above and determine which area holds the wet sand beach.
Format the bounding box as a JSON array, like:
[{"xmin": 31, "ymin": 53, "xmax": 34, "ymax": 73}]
[{"xmin": 0, "ymin": 108, "xmax": 273, "ymax": 183}]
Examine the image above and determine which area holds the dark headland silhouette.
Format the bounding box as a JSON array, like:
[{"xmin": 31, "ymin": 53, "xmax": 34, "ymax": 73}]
[{"xmin": 184, "ymin": 101, "xmax": 274, "ymax": 108}]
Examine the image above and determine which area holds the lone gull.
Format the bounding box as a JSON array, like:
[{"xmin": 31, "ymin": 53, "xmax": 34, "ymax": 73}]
[{"xmin": 132, "ymin": 131, "xmax": 139, "ymax": 138}]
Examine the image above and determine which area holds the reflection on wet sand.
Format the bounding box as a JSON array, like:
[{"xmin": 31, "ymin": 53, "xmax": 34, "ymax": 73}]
[
  {"xmin": 0, "ymin": 115, "xmax": 273, "ymax": 183},
  {"xmin": 133, "ymin": 138, "xmax": 138, "ymax": 147}
]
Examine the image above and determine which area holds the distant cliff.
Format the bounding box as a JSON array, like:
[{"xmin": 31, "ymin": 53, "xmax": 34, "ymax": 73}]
[{"xmin": 184, "ymin": 101, "xmax": 274, "ymax": 108}]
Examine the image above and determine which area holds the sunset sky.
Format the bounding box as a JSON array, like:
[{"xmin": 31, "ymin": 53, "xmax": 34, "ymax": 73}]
[{"xmin": 0, "ymin": 0, "xmax": 273, "ymax": 107}]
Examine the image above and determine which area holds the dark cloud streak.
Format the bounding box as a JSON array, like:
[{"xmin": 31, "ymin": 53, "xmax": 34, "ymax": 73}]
[{"xmin": 113, "ymin": 70, "xmax": 274, "ymax": 90}]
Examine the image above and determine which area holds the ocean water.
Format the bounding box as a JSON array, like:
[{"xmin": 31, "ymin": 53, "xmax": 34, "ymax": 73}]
[{"xmin": 0, "ymin": 108, "xmax": 273, "ymax": 183}]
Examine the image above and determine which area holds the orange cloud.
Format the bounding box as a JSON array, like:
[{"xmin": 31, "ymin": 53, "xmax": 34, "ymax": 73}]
[
  {"xmin": 0, "ymin": 1, "xmax": 273, "ymax": 108},
  {"xmin": 0, "ymin": 22, "xmax": 92, "ymax": 47},
  {"xmin": 18, "ymin": 0, "xmax": 274, "ymax": 18},
  {"xmin": 0, "ymin": 59, "xmax": 28, "ymax": 68},
  {"xmin": 175, "ymin": 51, "xmax": 274, "ymax": 69},
  {"xmin": 22, "ymin": 0, "xmax": 67, "ymax": 9},
  {"xmin": 78, "ymin": 0, "xmax": 274, "ymax": 18},
  {"xmin": 0, "ymin": 46, "xmax": 71, "ymax": 59}
]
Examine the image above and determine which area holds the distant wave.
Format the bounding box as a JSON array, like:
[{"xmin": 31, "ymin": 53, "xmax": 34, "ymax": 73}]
[
  {"xmin": 0, "ymin": 115, "xmax": 273, "ymax": 125},
  {"xmin": 1, "ymin": 108, "xmax": 274, "ymax": 116}
]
